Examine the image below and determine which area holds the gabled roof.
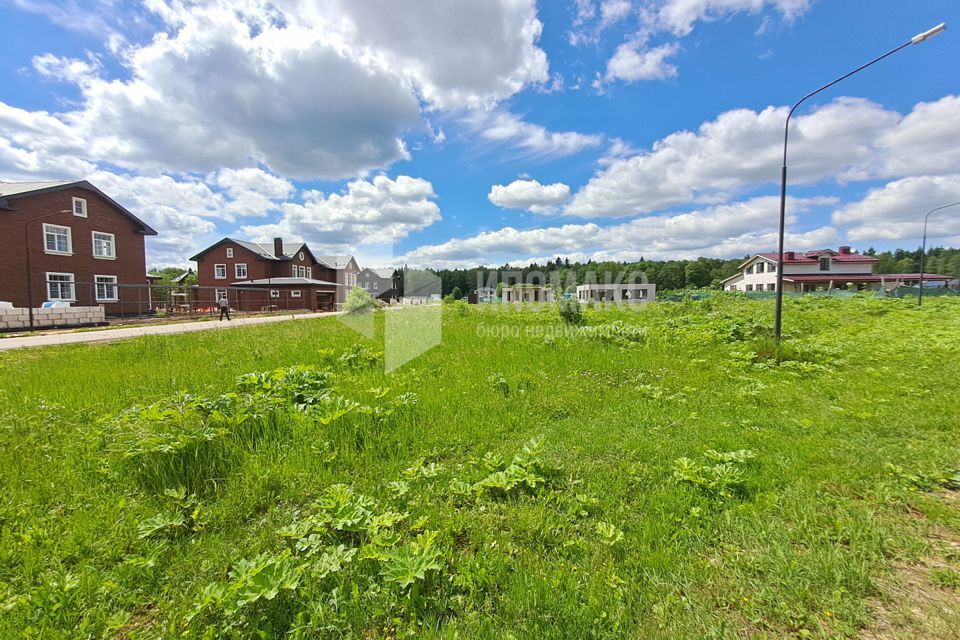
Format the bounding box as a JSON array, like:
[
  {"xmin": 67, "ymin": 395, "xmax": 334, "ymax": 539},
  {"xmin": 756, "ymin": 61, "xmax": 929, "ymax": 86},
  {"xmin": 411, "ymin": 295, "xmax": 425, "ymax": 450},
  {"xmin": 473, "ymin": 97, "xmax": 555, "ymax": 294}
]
[
  {"xmin": 0, "ymin": 180, "xmax": 74, "ymax": 196},
  {"xmin": 754, "ymin": 250, "xmax": 877, "ymax": 264},
  {"xmin": 190, "ymin": 238, "xmax": 325, "ymax": 264},
  {"xmin": 317, "ymin": 255, "xmax": 356, "ymax": 270},
  {"xmin": 361, "ymin": 267, "xmax": 395, "ymax": 279},
  {"xmin": 0, "ymin": 180, "xmax": 158, "ymax": 235}
]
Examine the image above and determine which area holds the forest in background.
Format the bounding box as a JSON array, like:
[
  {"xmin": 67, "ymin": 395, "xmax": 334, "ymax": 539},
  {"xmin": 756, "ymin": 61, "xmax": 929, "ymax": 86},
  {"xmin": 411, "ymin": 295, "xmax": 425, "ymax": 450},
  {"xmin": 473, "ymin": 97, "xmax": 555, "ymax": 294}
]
[{"xmin": 421, "ymin": 247, "xmax": 960, "ymax": 296}]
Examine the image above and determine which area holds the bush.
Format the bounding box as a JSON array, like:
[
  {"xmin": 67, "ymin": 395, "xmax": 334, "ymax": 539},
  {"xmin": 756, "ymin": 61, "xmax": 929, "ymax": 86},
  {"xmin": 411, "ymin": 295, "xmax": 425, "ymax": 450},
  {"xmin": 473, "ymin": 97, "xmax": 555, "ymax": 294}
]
[
  {"xmin": 558, "ymin": 298, "xmax": 584, "ymax": 326},
  {"xmin": 344, "ymin": 286, "xmax": 376, "ymax": 314}
]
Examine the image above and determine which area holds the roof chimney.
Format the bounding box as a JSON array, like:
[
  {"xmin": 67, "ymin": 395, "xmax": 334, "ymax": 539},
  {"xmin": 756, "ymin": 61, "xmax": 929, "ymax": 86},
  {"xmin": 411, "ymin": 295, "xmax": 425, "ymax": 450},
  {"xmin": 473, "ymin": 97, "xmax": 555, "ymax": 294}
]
[
  {"xmin": 785, "ymin": 251, "xmax": 795, "ymax": 260},
  {"xmin": 273, "ymin": 237, "xmax": 283, "ymax": 258},
  {"xmin": 839, "ymin": 245, "xmax": 851, "ymax": 254}
]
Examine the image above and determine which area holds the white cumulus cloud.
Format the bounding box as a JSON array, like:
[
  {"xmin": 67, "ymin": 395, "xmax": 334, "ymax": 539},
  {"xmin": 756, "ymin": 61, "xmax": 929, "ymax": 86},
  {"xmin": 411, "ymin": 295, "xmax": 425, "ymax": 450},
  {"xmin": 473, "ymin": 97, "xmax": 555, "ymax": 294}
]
[
  {"xmin": 241, "ymin": 174, "xmax": 442, "ymax": 253},
  {"xmin": 566, "ymin": 96, "xmax": 960, "ymax": 218},
  {"xmin": 488, "ymin": 179, "xmax": 572, "ymax": 213},
  {"xmin": 401, "ymin": 195, "xmax": 835, "ymax": 267}
]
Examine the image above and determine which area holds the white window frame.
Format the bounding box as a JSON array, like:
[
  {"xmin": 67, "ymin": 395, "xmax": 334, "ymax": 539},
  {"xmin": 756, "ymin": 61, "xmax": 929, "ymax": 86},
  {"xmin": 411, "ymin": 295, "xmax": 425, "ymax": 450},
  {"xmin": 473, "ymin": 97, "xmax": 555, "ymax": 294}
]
[
  {"xmin": 306, "ymin": 267, "xmax": 312, "ymax": 280},
  {"xmin": 299, "ymin": 251, "xmax": 305, "ymax": 261},
  {"xmin": 214, "ymin": 264, "xmax": 227, "ymax": 280},
  {"xmin": 43, "ymin": 224, "xmax": 73, "ymax": 255},
  {"xmin": 91, "ymin": 231, "xmax": 116, "ymax": 259},
  {"xmin": 235, "ymin": 263, "xmax": 248, "ymax": 279},
  {"xmin": 215, "ymin": 288, "xmax": 228, "ymax": 301},
  {"xmin": 72, "ymin": 197, "xmax": 87, "ymax": 218},
  {"xmin": 46, "ymin": 272, "xmax": 76, "ymax": 301},
  {"xmin": 373, "ymin": 281, "xmax": 379, "ymax": 290},
  {"xmin": 226, "ymin": 247, "xmax": 234, "ymax": 258},
  {"xmin": 291, "ymin": 265, "xmax": 297, "ymax": 277},
  {"xmin": 291, "ymin": 289, "xmax": 302, "ymax": 298},
  {"xmin": 270, "ymin": 289, "xmax": 280, "ymax": 298},
  {"xmin": 94, "ymin": 275, "xmax": 119, "ymax": 302}
]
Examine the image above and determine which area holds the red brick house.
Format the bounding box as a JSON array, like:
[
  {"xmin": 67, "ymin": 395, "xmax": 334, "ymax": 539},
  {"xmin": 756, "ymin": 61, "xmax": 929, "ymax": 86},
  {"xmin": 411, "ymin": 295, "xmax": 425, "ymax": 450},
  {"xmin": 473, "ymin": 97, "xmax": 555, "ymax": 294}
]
[
  {"xmin": 0, "ymin": 180, "xmax": 158, "ymax": 313},
  {"xmin": 190, "ymin": 238, "xmax": 342, "ymax": 311}
]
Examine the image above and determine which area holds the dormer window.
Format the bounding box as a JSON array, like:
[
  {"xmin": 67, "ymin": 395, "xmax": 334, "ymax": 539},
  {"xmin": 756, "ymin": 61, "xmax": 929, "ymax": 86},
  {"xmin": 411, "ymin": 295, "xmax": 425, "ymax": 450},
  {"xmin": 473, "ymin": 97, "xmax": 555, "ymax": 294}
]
[
  {"xmin": 72, "ymin": 197, "xmax": 87, "ymax": 218},
  {"xmin": 819, "ymin": 257, "xmax": 831, "ymax": 271}
]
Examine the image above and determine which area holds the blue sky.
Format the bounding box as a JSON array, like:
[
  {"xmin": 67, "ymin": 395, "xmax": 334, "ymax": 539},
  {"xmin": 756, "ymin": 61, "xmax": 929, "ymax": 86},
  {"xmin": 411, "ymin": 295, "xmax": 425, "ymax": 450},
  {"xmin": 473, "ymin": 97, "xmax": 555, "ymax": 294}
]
[{"xmin": 1, "ymin": 0, "xmax": 958, "ymax": 268}]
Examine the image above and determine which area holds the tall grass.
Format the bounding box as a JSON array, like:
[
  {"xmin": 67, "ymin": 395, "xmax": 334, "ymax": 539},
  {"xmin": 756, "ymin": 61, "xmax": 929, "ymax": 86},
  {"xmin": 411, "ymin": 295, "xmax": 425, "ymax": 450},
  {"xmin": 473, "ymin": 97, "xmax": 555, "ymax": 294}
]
[{"xmin": 0, "ymin": 295, "xmax": 958, "ymax": 637}]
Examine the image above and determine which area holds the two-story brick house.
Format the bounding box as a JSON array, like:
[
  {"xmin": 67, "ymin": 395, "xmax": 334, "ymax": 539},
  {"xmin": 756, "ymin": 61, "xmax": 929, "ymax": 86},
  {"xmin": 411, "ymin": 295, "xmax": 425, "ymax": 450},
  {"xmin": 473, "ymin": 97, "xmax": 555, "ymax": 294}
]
[
  {"xmin": 191, "ymin": 238, "xmax": 349, "ymax": 311},
  {"xmin": 0, "ymin": 180, "xmax": 157, "ymax": 313},
  {"xmin": 316, "ymin": 255, "xmax": 360, "ymax": 306},
  {"xmin": 723, "ymin": 246, "xmax": 953, "ymax": 292},
  {"xmin": 358, "ymin": 267, "xmax": 397, "ymax": 302}
]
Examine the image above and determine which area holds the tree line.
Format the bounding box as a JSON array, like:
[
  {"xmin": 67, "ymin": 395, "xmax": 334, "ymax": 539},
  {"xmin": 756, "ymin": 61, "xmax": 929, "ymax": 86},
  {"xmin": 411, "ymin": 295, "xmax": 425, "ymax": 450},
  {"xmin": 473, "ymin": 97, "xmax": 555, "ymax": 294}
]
[{"xmin": 393, "ymin": 247, "xmax": 960, "ymax": 296}]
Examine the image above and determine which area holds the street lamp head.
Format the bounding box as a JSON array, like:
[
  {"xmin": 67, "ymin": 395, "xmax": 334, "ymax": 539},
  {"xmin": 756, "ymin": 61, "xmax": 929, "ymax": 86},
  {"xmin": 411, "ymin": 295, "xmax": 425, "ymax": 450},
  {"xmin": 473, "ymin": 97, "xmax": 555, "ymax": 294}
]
[{"xmin": 911, "ymin": 22, "xmax": 946, "ymax": 44}]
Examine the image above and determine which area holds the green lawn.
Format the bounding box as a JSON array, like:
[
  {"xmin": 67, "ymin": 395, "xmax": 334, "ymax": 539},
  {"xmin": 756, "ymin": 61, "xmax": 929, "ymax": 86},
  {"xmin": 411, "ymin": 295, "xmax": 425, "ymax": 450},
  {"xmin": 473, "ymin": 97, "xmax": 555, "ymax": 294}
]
[{"xmin": 1, "ymin": 295, "xmax": 958, "ymax": 638}]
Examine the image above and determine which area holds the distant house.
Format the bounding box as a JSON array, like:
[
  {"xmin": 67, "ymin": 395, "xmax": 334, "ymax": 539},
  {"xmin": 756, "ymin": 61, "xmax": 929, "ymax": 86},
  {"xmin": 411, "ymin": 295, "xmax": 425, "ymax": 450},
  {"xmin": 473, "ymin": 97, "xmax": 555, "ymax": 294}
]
[
  {"xmin": 468, "ymin": 286, "xmax": 497, "ymax": 303},
  {"xmin": 502, "ymin": 285, "xmax": 554, "ymax": 303},
  {"xmin": 358, "ymin": 267, "xmax": 397, "ymax": 302},
  {"xmin": 316, "ymin": 255, "xmax": 360, "ymax": 306},
  {"xmin": 0, "ymin": 180, "xmax": 157, "ymax": 313},
  {"xmin": 191, "ymin": 237, "xmax": 340, "ymax": 311},
  {"xmin": 722, "ymin": 246, "xmax": 953, "ymax": 293},
  {"xmin": 576, "ymin": 283, "xmax": 656, "ymax": 303}
]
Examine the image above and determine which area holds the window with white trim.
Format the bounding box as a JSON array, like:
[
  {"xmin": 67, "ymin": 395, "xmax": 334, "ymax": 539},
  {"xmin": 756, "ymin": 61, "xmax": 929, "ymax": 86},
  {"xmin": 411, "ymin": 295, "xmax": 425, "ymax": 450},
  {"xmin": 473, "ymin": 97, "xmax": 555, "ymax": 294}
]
[
  {"xmin": 215, "ymin": 288, "xmax": 228, "ymax": 301},
  {"xmin": 95, "ymin": 275, "xmax": 118, "ymax": 301},
  {"xmin": 745, "ymin": 284, "xmax": 753, "ymax": 292},
  {"xmin": 291, "ymin": 265, "xmax": 297, "ymax": 277},
  {"xmin": 291, "ymin": 290, "xmax": 302, "ymax": 298},
  {"xmin": 72, "ymin": 197, "xmax": 87, "ymax": 218},
  {"xmin": 235, "ymin": 263, "xmax": 247, "ymax": 278},
  {"xmin": 270, "ymin": 289, "xmax": 280, "ymax": 298},
  {"xmin": 214, "ymin": 264, "xmax": 227, "ymax": 279},
  {"xmin": 43, "ymin": 224, "xmax": 72, "ymax": 255},
  {"xmin": 373, "ymin": 281, "xmax": 379, "ymax": 290},
  {"xmin": 819, "ymin": 257, "xmax": 831, "ymax": 271},
  {"xmin": 46, "ymin": 272, "xmax": 75, "ymax": 300},
  {"xmin": 92, "ymin": 231, "xmax": 116, "ymax": 259},
  {"xmin": 226, "ymin": 247, "xmax": 234, "ymax": 258},
  {"xmin": 306, "ymin": 268, "xmax": 312, "ymax": 280}
]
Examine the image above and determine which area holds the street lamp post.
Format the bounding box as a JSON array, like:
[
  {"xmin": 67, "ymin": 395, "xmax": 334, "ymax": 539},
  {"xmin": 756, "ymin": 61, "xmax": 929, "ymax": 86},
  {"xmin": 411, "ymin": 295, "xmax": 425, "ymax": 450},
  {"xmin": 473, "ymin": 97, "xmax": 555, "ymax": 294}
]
[
  {"xmin": 24, "ymin": 209, "xmax": 72, "ymax": 330},
  {"xmin": 774, "ymin": 21, "xmax": 947, "ymax": 341},
  {"xmin": 918, "ymin": 200, "xmax": 960, "ymax": 306}
]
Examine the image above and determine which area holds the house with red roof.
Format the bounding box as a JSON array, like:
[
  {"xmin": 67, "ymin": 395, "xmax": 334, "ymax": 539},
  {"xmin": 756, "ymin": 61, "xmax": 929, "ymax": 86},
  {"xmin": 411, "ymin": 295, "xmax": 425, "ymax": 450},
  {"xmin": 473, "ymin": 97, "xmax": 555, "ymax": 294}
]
[{"xmin": 722, "ymin": 246, "xmax": 953, "ymax": 293}]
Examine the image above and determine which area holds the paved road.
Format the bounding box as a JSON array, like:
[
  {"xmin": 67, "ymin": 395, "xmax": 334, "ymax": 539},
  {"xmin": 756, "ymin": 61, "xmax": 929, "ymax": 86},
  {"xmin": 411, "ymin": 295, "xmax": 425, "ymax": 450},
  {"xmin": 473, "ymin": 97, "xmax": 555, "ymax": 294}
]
[{"xmin": 0, "ymin": 311, "xmax": 342, "ymax": 352}]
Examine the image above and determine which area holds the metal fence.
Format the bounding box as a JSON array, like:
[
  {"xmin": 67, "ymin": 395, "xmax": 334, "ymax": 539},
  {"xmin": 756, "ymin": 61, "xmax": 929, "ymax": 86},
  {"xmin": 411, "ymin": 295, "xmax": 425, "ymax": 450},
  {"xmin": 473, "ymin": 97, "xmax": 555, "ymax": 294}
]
[{"xmin": 44, "ymin": 281, "xmax": 324, "ymax": 319}]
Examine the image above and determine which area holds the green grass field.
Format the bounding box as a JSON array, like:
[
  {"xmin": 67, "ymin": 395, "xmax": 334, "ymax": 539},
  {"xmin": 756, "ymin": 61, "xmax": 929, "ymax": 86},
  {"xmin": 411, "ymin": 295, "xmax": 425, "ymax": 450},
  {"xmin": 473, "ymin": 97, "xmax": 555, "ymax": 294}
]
[{"xmin": 1, "ymin": 295, "xmax": 959, "ymax": 638}]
